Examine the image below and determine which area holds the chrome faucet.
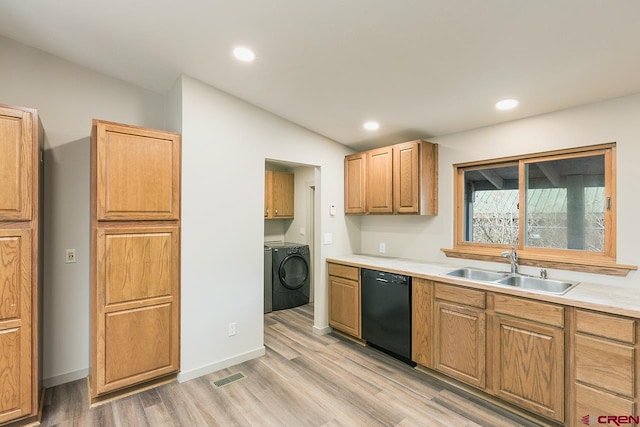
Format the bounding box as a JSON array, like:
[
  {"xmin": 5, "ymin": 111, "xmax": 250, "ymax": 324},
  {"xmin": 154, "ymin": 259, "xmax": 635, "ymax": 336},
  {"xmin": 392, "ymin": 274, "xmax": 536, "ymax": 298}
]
[{"xmin": 501, "ymin": 247, "xmax": 519, "ymax": 274}]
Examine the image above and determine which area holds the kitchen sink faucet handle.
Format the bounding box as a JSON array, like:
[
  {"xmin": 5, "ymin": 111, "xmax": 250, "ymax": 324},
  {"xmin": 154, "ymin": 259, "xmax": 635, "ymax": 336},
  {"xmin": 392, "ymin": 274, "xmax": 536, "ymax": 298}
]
[{"xmin": 501, "ymin": 246, "xmax": 519, "ymax": 274}]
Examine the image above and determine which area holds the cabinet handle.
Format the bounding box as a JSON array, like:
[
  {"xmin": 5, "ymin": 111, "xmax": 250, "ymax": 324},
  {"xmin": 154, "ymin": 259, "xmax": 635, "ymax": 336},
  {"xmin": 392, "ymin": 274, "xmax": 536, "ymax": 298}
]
[
  {"xmin": 275, "ymin": 209, "xmax": 278, "ymax": 215},
  {"xmin": 266, "ymin": 209, "xmax": 269, "ymax": 216}
]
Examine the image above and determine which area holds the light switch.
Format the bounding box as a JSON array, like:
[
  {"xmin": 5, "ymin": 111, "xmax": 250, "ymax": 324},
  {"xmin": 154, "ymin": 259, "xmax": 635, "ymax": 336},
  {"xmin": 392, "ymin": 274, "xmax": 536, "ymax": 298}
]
[{"xmin": 323, "ymin": 233, "xmax": 333, "ymax": 245}]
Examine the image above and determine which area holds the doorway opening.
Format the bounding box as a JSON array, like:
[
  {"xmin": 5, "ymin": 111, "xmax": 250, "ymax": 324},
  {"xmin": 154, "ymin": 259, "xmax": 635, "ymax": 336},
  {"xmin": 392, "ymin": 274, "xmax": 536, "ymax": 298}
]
[{"xmin": 263, "ymin": 159, "xmax": 320, "ymax": 329}]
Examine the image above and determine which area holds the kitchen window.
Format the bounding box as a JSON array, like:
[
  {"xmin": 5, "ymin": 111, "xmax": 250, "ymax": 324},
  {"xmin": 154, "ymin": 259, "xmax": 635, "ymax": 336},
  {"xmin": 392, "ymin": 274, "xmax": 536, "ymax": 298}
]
[{"xmin": 445, "ymin": 143, "xmax": 636, "ymax": 276}]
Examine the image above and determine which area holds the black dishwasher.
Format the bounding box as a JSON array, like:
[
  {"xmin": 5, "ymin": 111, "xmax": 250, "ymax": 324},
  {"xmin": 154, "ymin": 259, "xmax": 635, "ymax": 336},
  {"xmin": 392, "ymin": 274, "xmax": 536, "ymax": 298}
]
[{"xmin": 361, "ymin": 268, "xmax": 413, "ymax": 365}]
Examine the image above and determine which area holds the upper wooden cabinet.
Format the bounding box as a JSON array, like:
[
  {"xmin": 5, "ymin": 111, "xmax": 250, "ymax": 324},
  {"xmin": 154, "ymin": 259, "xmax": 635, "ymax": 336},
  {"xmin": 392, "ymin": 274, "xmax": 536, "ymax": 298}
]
[
  {"xmin": 367, "ymin": 146, "xmax": 393, "ymax": 213},
  {"xmin": 394, "ymin": 141, "xmax": 420, "ymax": 214},
  {"xmin": 344, "ymin": 153, "xmax": 366, "ymax": 214},
  {"xmin": 0, "ymin": 106, "xmax": 34, "ymax": 220},
  {"xmin": 344, "ymin": 139, "xmax": 437, "ymax": 215},
  {"xmin": 0, "ymin": 104, "xmax": 42, "ymax": 426},
  {"xmin": 265, "ymin": 170, "xmax": 294, "ymax": 219},
  {"xmin": 92, "ymin": 120, "xmax": 181, "ymax": 221}
]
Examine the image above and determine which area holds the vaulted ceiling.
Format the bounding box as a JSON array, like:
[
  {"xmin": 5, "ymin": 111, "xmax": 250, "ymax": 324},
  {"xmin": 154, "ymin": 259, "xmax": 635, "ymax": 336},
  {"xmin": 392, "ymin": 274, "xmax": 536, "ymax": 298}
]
[{"xmin": 2, "ymin": 0, "xmax": 640, "ymax": 150}]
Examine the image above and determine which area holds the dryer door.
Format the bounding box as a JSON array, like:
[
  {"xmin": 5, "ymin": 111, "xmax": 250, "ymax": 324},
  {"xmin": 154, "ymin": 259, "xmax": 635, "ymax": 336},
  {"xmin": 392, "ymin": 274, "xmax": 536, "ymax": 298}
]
[{"xmin": 278, "ymin": 254, "xmax": 309, "ymax": 290}]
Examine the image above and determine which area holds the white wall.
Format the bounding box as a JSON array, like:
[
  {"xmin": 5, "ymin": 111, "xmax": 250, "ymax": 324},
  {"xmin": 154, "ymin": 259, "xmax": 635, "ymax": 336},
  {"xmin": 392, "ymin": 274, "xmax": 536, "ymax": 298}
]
[
  {"xmin": 0, "ymin": 36, "xmax": 167, "ymax": 386},
  {"xmin": 285, "ymin": 166, "xmax": 316, "ymax": 245},
  {"xmin": 177, "ymin": 75, "xmax": 358, "ymax": 381},
  {"xmin": 360, "ymin": 93, "xmax": 640, "ymax": 287}
]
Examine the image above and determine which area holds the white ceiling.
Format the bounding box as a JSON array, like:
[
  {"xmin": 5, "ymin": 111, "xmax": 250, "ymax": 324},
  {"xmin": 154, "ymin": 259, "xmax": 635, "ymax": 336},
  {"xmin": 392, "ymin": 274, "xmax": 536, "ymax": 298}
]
[{"xmin": 2, "ymin": 0, "xmax": 640, "ymax": 151}]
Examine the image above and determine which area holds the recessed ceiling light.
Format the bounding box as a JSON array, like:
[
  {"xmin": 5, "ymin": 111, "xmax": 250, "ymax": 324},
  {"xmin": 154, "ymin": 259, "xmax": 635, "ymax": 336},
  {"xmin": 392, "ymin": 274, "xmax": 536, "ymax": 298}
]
[
  {"xmin": 363, "ymin": 121, "xmax": 380, "ymax": 131},
  {"xmin": 495, "ymin": 99, "xmax": 519, "ymax": 110},
  {"xmin": 233, "ymin": 46, "xmax": 255, "ymax": 62}
]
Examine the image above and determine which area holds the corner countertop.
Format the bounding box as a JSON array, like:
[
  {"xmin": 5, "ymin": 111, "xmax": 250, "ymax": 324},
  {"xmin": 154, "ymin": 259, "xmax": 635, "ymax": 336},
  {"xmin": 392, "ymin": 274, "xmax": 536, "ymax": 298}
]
[{"xmin": 327, "ymin": 254, "xmax": 640, "ymax": 319}]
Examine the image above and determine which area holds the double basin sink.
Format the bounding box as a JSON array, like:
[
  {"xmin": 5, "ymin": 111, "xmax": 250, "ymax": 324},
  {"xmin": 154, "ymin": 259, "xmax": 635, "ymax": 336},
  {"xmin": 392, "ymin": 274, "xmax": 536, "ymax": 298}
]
[{"xmin": 443, "ymin": 267, "xmax": 579, "ymax": 295}]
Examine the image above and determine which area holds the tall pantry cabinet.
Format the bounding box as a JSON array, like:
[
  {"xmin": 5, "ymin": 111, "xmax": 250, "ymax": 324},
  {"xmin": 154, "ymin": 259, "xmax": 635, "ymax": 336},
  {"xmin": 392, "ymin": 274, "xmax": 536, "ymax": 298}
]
[
  {"xmin": 0, "ymin": 104, "xmax": 43, "ymax": 425},
  {"xmin": 90, "ymin": 120, "xmax": 181, "ymax": 402}
]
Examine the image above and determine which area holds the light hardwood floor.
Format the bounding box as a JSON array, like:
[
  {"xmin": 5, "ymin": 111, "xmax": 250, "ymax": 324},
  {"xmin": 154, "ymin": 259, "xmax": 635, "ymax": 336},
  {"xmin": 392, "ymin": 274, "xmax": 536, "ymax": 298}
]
[{"xmin": 38, "ymin": 304, "xmax": 540, "ymax": 426}]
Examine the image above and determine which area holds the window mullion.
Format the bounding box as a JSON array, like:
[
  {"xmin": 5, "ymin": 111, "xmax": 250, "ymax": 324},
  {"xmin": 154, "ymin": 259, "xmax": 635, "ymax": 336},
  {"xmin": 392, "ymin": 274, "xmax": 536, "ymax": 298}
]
[
  {"xmin": 604, "ymin": 147, "xmax": 615, "ymax": 258},
  {"xmin": 518, "ymin": 159, "xmax": 526, "ymax": 250}
]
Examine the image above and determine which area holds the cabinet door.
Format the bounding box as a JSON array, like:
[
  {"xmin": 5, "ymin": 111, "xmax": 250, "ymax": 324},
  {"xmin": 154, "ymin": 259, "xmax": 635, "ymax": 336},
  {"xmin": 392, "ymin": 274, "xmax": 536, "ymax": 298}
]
[
  {"xmin": 272, "ymin": 172, "xmax": 294, "ymax": 218},
  {"xmin": 0, "ymin": 106, "xmax": 33, "ymax": 221},
  {"xmin": 94, "ymin": 121, "xmax": 180, "ymax": 221},
  {"xmin": 92, "ymin": 226, "xmax": 180, "ymax": 397},
  {"xmin": 345, "ymin": 153, "xmax": 366, "ymax": 214},
  {"xmin": 329, "ymin": 276, "xmax": 360, "ymax": 338},
  {"xmin": 367, "ymin": 147, "xmax": 393, "ymax": 213},
  {"xmin": 0, "ymin": 230, "xmax": 32, "ymax": 424},
  {"xmin": 412, "ymin": 278, "xmax": 433, "ymax": 367},
  {"xmin": 492, "ymin": 315, "xmax": 564, "ymax": 422},
  {"xmin": 264, "ymin": 170, "xmax": 273, "ymax": 218},
  {"xmin": 434, "ymin": 300, "xmax": 485, "ymax": 389},
  {"xmin": 393, "ymin": 141, "xmax": 419, "ymax": 214}
]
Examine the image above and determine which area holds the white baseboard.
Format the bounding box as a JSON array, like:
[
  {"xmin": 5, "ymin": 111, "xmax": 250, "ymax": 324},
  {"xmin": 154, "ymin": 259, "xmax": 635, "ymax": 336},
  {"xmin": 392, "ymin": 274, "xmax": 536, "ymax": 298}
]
[
  {"xmin": 42, "ymin": 348, "xmax": 268, "ymax": 388},
  {"xmin": 44, "ymin": 368, "xmax": 89, "ymax": 388},
  {"xmin": 312, "ymin": 325, "xmax": 332, "ymax": 335},
  {"xmin": 177, "ymin": 347, "xmax": 265, "ymax": 383}
]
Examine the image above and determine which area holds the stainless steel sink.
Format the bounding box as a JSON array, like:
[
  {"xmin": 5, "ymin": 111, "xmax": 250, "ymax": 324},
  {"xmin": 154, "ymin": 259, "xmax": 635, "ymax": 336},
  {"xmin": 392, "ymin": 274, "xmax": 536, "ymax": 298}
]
[
  {"xmin": 443, "ymin": 268, "xmax": 579, "ymax": 295},
  {"xmin": 494, "ymin": 275, "xmax": 578, "ymax": 294},
  {"xmin": 444, "ymin": 268, "xmax": 509, "ymax": 282}
]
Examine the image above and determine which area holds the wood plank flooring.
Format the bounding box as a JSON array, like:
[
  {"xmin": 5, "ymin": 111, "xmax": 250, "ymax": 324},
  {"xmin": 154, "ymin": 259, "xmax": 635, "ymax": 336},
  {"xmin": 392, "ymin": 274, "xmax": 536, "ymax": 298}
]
[{"xmin": 38, "ymin": 304, "xmax": 541, "ymax": 426}]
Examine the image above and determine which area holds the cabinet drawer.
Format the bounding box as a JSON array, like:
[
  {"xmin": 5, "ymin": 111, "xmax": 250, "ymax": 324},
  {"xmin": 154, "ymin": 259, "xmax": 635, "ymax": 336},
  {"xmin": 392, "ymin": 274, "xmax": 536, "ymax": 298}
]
[
  {"xmin": 328, "ymin": 263, "xmax": 359, "ymax": 281},
  {"xmin": 435, "ymin": 283, "xmax": 485, "ymax": 308},
  {"xmin": 575, "ymin": 334, "xmax": 634, "ymax": 398},
  {"xmin": 575, "ymin": 383, "xmax": 635, "ymax": 423},
  {"xmin": 576, "ymin": 309, "xmax": 635, "ymax": 344},
  {"xmin": 493, "ymin": 294, "xmax": 564, "ymax": 328}
]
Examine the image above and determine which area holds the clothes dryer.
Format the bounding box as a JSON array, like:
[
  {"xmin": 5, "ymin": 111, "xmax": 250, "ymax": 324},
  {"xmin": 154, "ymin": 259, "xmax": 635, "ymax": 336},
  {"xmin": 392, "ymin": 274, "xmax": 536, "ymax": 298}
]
[{"xmin": 270, "ymin": 243, "xmax": 310, "ymax": 310}]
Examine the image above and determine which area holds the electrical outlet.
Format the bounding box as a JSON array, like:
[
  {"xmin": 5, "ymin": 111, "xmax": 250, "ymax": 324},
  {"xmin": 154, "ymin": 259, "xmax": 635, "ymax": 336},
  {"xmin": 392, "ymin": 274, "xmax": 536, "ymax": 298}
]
[
  {"xmin": 228, "ymin": 322, "xmax": 237, "ymax": 336},
  {"xmin": 379, "ymin": 243, "xmax": 386, "ymax": 254},
  {"xmin": 65, "ymin": 249, "xmax": 76, "ymax": 264}
]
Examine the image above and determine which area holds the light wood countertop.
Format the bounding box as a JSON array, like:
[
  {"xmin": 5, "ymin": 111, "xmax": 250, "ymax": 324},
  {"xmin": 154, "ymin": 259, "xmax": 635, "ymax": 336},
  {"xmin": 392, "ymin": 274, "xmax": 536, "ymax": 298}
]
[{"xmin": 327, "ymin": 254, "xmax": 640, "ymax": 319}]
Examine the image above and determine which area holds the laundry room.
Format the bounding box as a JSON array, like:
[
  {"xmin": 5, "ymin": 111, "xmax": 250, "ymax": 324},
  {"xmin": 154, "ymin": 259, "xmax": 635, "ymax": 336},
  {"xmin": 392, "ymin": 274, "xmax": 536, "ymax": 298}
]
[{"xmin": 264, "ymin": 160, "xmax": 318, "ymax": 312}]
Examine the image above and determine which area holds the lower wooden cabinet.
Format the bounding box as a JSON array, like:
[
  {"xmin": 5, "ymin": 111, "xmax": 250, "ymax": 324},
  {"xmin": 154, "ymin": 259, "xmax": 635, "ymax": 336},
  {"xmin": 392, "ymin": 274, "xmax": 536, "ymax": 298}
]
[
  {"xmin": 433, "ymin": 283, "xmax": 486, "ymax": 389},
  {"xmin": 328, "ymin": 263, "xmax": 360, "ymax": 338},
  {"xmin": 328, "ymin": 261, "xmax": 640, "ymax": 425},
  {"xmin": 414, "ymin": 284, "xmax": 566, "ymax": 423},
  {"xmin": 412, "ymin": 278, "xmax": 433, "ymax": 367},
  {"xmin": 91, "ymin": 225, "xmax": 180, "ymax": 398},
  {"xmin": 490, "ymin": 294, "xmax": 565, "ymax": 423},
  {"xmin": 491, "ymin": 313, "xmax": 564, "ymax": 422},
  {"xmin": 0, "ymin": 230, "xmax": 33, "ymax": 425},
  {"xmin": 570, "ymin": 309, "xmax": 638, "ymax": 426}
]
